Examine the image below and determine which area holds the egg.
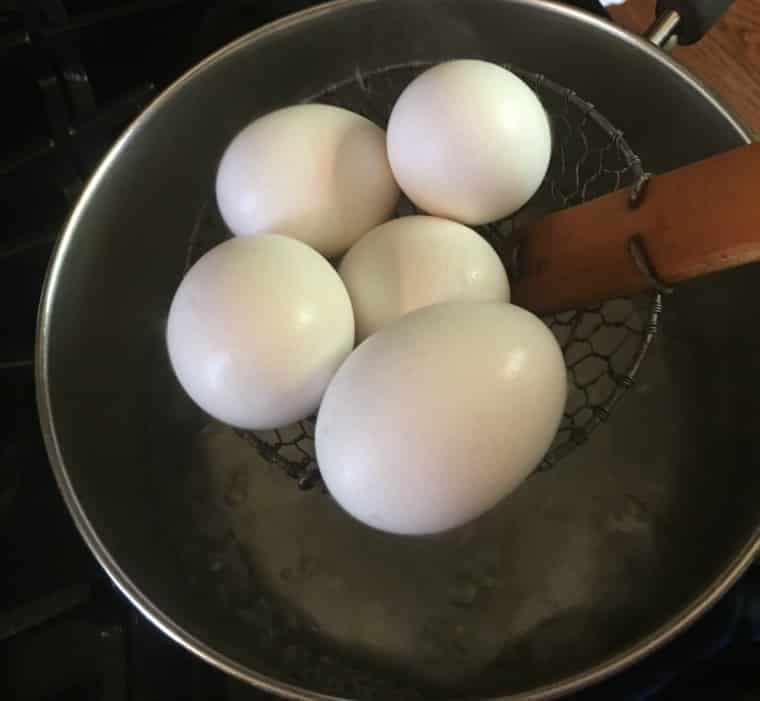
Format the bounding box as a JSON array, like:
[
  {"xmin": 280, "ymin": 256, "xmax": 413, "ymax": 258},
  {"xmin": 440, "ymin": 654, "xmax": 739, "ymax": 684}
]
[
  {"xmin": 167, "ymin": 235, "xmax": 354, "ymax": 430},
  {"xmin": 316, "ymin": 302, "xmax": 567, "ymax": 535},
  {"xmin": 387, "ymin": 60, "xmax": 552, "ymax": 225},
  {"xmin": 339, "ymin": 215, "xmax": 510, "ymax": 341},
  {"xmin": 215, "ymin": 104, "xmax": 400, "ymax": 258}
]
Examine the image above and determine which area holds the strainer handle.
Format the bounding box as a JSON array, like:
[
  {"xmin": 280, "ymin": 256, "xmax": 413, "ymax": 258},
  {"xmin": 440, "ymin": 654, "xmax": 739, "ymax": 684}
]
[{"xmin": 511, "ymin": 143, "xmax": 760, "ymax": 315}]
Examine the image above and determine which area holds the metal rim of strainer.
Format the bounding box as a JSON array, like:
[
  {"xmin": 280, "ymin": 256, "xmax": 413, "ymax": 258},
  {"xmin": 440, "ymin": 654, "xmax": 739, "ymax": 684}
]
[{"xmin": 186, "ymin": 61, "xmax": 663, "ymax": 489}]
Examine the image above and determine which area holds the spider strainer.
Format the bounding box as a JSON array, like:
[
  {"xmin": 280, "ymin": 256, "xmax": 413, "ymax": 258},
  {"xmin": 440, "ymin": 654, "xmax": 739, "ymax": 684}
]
[{"xmin": 187, "ymin": 62, "xmax": 661, "ymax": 489}]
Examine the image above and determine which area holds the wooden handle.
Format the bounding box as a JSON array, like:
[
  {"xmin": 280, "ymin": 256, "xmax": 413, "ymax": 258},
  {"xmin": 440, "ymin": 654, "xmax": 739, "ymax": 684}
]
[{"xmin": 511, "ymin": 143, "xmax": 760, "ymax": 315}]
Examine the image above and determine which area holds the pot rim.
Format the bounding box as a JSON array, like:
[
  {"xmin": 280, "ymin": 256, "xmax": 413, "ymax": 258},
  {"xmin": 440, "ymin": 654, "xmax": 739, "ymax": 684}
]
[{"xmin": 36, "ymin": 1, "xmax": 758, "ymax": 699}]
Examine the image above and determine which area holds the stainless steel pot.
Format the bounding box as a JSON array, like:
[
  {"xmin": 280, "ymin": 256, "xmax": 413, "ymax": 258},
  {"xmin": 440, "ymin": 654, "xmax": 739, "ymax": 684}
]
[{"xmin": 37, "ymin": 1, "xmax": 760, "ymax": 699}]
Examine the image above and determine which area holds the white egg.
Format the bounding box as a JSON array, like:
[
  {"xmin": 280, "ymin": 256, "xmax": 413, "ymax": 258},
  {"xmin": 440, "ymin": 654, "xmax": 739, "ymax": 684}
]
[
  {"xmin": 316, "ymin": 302, "xmax": 567, "ymax": 535},
  {"xmin": 339, "ymin": 215, "xmax": 510, "ymax": 341},
  {"xmin": 167, "ymin": 235, "xmax": 354, "ymax": 430},
  {"xmin": 215, "ymin": 104, "xmax": 400, "ymax": 258},
  {"xmin": 387, "ymin": 60, "xmax": 552, "ymax": 225}
]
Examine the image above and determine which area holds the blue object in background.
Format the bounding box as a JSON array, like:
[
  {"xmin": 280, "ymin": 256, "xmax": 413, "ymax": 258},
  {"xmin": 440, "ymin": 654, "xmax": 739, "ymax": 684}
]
[{"xmin": 573, "ymin": 564, "xmax": 760, "ymax": 700}]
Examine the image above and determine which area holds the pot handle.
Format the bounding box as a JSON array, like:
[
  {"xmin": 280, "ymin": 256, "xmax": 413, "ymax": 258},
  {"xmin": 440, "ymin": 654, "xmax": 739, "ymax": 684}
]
[{"xmin": 653, "ymin": 0, "xmax": 736, "ymax": 46}]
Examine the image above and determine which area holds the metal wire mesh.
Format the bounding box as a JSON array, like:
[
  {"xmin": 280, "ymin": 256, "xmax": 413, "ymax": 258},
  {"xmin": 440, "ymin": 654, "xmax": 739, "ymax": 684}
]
[{"xmin": 193, "ymin": 61, "xmax": 660, "ymax": 487}]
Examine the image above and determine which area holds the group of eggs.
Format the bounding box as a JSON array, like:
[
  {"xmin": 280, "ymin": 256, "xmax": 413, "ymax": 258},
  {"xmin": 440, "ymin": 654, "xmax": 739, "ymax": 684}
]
[{"xmin": 167, "ymin": 59, "xmax": 567, "ymax": 536}]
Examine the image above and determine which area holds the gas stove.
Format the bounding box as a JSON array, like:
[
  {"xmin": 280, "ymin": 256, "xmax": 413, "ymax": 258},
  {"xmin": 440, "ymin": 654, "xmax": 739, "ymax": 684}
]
[{"xmin": 1, "ymin": 2, "xmax": 758, "ymax": 700}]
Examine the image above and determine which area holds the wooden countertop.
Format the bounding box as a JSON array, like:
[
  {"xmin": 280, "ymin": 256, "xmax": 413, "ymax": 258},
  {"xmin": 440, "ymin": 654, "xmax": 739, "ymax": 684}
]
[{"xmin": 609, "ymin": 0, "xmax": 760, "ymax": 138}]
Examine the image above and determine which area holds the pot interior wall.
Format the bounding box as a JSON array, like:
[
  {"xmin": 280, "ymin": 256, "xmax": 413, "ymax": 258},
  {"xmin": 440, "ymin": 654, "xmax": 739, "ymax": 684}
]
[{"xmin": 41, "ymin": 1, "xmax": 759, "ymax": 698}]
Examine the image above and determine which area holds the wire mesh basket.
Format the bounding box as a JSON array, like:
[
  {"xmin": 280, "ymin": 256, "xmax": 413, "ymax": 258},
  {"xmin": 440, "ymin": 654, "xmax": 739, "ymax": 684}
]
[{"xmin": 188, "ymin": 61, "xmax": 661, "ymax": 489}]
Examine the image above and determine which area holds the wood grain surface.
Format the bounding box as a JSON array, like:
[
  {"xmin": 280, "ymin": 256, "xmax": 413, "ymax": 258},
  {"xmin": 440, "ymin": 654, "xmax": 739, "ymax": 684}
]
[
  {"xmin": 512, "ymin": 143, "xmax": 760, "ymax": 314},
  {"xmin": 609, "ymin": 0, "xmax": 760, "ymax": 137}
]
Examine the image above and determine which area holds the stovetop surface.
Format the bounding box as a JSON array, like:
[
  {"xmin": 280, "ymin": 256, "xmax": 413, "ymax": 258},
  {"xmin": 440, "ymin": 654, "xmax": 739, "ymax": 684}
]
[{"xmin": 1, "ymin": 2, "xmax": 758, "ymax": 700}]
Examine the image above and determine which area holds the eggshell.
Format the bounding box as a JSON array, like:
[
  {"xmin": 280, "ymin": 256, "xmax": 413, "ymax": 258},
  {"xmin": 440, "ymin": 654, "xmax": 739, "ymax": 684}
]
[
  {"xmin": 387, "ymin": 60, "xmax": 551, "ymax": 225},
  {"xmin": 216, "ymin": 104, "xmax": 399, "ymax": 257},
  {"xmin": 339, "ymin": 215, "xmax": 509, "ymax": 341},
  {"xmin": 167, "ymin": 235, "xmax": 354, "ymax": 430},
  {"xmin": 316, "ymin": 302, "xmax": 567, "ymax": 535}
]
